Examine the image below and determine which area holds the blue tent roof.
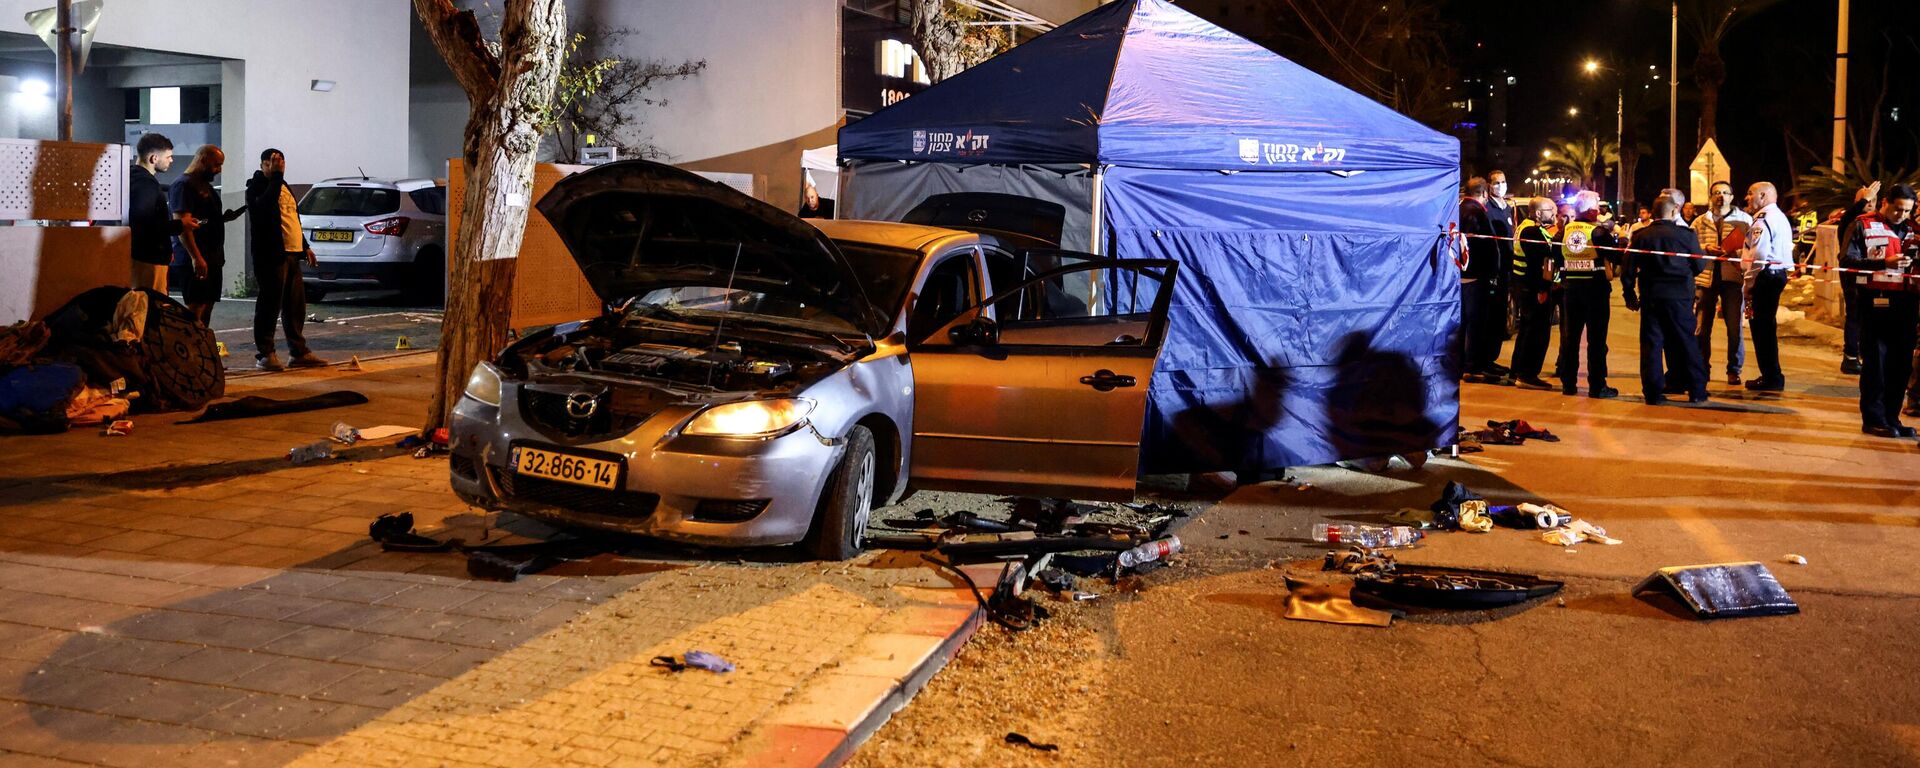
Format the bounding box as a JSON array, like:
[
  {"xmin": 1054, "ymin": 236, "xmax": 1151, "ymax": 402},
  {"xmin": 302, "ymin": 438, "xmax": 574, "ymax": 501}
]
[{"xmin": 839, "ymin": 0, "xmax": 1458, "ymax": 172}]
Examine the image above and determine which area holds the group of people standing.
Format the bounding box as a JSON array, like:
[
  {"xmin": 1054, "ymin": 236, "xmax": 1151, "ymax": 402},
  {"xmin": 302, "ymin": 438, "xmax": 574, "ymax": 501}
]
[
  {"xmin": 124, "ymin": 132, "xmax": 328, "ymax": 371},
  {"xmin": 1458, "ymin": 170, "xmax": 1920, "ymax": 441}
]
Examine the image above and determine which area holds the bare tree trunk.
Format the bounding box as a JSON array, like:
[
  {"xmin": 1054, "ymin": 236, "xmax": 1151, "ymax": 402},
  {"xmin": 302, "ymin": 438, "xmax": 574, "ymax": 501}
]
[
  {"xmin": 1694, "ymin": 49, "xmax": 1724, "ymax": 146},
  {"xmin": 415, "ymin": 0, "xmax": 567, "ymax": 431}
]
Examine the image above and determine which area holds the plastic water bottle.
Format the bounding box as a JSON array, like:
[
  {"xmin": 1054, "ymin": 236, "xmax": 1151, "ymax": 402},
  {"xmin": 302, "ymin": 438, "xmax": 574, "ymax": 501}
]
[
  {"xmin": 288, "ymin": 441, "xmax": 335, "ymax": 464},
  {"xmin": 1310, "ymin": 523, "xmax": 1423, "ymax": 549},
  {"xmin": 1116, "ymin": 536, "xmax": 1183, "ymax": 569}
]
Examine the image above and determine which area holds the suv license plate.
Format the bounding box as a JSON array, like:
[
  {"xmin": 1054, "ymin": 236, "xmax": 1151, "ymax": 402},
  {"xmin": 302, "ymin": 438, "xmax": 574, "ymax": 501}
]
[
  {"xmin": 313, "ymin": 229, "xmax": 354, "ymax": 242},
  {"xmin": 511, "ymin": 446, "xmax": 620, "ymax": 490}
]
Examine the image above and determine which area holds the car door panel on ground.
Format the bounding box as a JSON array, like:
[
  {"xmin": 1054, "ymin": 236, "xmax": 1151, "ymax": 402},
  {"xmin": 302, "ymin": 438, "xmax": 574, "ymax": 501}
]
[{"xmin": 908, "ymin": 256, "xmax": 1177, "ymax": 501}]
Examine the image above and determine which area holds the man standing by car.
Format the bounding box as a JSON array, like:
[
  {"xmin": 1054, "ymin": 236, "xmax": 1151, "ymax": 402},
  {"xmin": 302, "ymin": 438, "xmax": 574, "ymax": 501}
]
[
  {"xmin": 128, "ymin": 132, "xmax": 199, "ymax": 292},
  {"xmin": 1740, "ymin": 181, "xmax": 1794, "ymax": 392},
  {"xmin": 170, "ymin": 145, "xmax": 245, "ymax": 326},
  {"xmin": 1623, "ymin": 196, "xmax": 1710, "ymax": 404},
  {"xmin": 246, "ymin": 148, "xmax": 326, "ymax": 371},
  {"xmin": 1691, "ymin": 181, "xmax": 1752, "ymax": 385},
  {"xmin": 1839, "ymin": 184, "xmax": 1918, "ymax": 439}
]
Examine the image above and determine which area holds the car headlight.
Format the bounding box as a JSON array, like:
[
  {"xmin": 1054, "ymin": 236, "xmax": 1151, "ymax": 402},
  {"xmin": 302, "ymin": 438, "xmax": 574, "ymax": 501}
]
[
  {"xmin": 684, "ymin": 398, "xmax": 815, "ymax": 438},
  {"xmin": 462, "ymin": 362, "xmax": 502, "ymax": 407}
]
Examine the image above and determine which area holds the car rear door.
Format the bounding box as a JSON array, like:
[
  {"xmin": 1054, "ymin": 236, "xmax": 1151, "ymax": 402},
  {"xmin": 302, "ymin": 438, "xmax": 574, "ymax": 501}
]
[{"xmin": 906, "ymin": 257, "xmax": 1177, "ymax": 501}]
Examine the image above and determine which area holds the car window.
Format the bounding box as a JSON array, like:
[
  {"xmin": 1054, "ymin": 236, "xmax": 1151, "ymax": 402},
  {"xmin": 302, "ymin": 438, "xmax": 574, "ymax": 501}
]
[
  {"xmin": 299, "ymin": 186, "xmax": 400, "ymax": 217},
  {"xmin": 988, "ymin": 261, "xmax": 1169, "ymax": 348},
  {"xmin": 408, "ymin": 187, "xmax": 447, "ymax": 215},
  {"xmin": 835, "ymin": 241, "xmax": 918, "ymax": 321},
  {"xmin": 907, "ymin": 249, "xmax": 980, "ymax": 343}
]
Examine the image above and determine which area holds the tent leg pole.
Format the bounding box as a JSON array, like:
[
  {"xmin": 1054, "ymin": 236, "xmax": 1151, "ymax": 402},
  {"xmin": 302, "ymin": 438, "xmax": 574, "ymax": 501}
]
[{"xmin": 1089, "ymin": 165, "xmax": 1105, "ymax": 256}]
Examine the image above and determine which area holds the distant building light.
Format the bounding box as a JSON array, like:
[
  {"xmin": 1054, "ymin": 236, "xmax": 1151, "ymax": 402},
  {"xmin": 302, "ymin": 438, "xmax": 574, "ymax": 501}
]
[
  {"xmin": 20, "ymin": 78, "xmax": 49, "ymax": 96},
  {"xmin": 1506, "ymin": 76, "xmax": 1516, "ymax": 85},
  {"xmin": 151, "ymin": 86, "xmax": 180, "ymax": 125},
  {"xmin": 311, "ymin": 79, "xmax": 336, "ymax": 92}
]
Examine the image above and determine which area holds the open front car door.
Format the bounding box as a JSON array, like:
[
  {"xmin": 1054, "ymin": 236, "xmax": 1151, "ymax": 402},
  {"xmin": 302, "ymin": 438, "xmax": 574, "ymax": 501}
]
[{"xmin": 907, "ymin": 257, "xmax": 1178, "ymax": 501}]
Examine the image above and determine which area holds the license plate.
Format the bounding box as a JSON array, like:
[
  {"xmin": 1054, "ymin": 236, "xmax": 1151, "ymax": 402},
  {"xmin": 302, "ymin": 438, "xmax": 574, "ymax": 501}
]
[
  {"xmin": 313, "ymin": 229, "xmax": 354, "ymax": 242},
  {"xmin": 510, "ymin": 445, "xmax": 621, "ymax": 490}
]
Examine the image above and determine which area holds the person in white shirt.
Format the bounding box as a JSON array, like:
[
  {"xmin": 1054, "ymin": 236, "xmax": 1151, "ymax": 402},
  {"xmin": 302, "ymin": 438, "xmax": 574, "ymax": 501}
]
[
  {"xmin": 1741, "ymin": 181, "xmax": 1795, "ymax": 391},
  {"xmin": 1691, "ymin": 181, "xmax": 1753, "ymax": 385}
]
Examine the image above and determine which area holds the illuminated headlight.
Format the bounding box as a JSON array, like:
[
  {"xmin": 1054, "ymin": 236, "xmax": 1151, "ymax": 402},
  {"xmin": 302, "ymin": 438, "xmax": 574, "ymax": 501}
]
[
  {"xmin": 462, "ymin": 362, "xmax": 502, "ymax": 407},
  {"xmin": 685, "ymin": 398, "xmax": 815, "ymax": 438}
]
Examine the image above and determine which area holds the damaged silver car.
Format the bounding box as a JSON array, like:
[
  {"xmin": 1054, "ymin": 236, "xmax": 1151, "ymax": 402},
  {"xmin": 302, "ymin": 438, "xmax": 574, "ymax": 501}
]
[{"xmin": 449, "ymin": 161, "xmax": 1176, "ymax": 559}]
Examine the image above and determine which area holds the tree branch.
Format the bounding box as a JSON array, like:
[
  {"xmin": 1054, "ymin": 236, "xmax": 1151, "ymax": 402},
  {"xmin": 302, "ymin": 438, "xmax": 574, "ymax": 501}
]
[{"xmin": 412, "ymin": 0, "xmax": 501, "ymax": 100}]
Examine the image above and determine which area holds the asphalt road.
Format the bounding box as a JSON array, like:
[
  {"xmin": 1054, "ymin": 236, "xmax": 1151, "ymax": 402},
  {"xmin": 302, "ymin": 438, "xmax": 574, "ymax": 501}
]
[
  {"xmin": 192, "ymin": 289, "xmax": 444, "ymax": 376},
  {"xmin": 860, "ymin": 294, "xmax": 1920, "ymax": 767}
]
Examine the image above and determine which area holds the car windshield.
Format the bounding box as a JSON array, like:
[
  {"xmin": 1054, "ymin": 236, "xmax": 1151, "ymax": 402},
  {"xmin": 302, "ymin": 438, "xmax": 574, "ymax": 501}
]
[
  {"xmin": 625, "ymin": 241, "xmax": 917, "ymax": 337},
  {"xmin": 299, "ymin": 186, "xmax": 400, "ymax": 217},
  {"xmin": 834, "ymin": 242, "xmax": 917, "ymax": 319}
]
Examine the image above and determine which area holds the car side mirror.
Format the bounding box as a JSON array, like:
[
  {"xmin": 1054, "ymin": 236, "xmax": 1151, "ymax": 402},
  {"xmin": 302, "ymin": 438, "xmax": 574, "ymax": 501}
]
[{"xmin": 947, "ymin": 316, "xmax": 998, "ymax": 346}]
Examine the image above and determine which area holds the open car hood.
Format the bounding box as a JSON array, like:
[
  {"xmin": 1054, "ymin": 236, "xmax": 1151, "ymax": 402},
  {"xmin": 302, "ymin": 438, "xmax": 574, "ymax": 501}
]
[{"xmin": 536, "ymin": 160, "xmax": 887, "ymax": 337}]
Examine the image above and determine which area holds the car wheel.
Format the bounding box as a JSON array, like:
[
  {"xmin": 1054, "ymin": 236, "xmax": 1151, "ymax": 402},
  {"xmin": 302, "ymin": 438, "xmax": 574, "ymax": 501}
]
[
  {"xmin": 805, "ymin": 425, "xmax": 875, "ymax": 561},
  {"xmin": 302, "ymin": 283, "xmax": 328, "ymax": 304}
]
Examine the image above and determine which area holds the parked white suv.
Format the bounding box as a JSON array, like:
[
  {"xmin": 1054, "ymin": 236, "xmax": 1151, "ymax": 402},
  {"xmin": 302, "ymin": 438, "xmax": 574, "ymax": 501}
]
[{"xmin": 298, "ymin": 177, "xmax": 448, "ymax": 303}]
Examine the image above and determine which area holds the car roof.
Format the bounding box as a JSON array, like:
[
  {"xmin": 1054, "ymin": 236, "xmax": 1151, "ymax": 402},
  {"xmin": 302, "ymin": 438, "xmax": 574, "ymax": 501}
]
[
  {"xmin": 809, "ymin": 219, "xmax": 976, "ymax": 252},
  {"xmin": 312, "ymin": 177, "xmax": 442, "ymax": 191}
]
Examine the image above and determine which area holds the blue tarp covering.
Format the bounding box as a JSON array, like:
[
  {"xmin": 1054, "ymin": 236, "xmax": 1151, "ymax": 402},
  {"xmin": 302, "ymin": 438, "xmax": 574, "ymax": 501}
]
[{"xmin": 840, "ymin": 0, "xmax": 1461, "ymax": 472}]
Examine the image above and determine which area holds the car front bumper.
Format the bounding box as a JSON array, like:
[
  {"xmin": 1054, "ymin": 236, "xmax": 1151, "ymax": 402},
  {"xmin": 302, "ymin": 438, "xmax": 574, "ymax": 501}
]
[{"xmin": 448, "ymin": 387, "xmax": 841, "ymax": 547}]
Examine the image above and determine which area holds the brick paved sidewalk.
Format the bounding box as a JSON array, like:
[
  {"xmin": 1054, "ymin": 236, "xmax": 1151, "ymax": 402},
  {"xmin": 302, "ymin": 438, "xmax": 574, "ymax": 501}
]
[{"xmin": 0, "ymin": 358, "xmax": 1001, "ymax": 767}]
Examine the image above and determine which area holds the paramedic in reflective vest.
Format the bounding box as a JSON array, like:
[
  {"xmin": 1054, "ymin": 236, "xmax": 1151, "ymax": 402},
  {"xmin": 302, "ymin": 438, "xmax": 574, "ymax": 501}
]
[
  {"xmin": 1622, "ymin": 195, "xmax": 1710, "ymax": 404},
  {"xmin": 1508, "ymin": 196, "xmax": 1559, "ymax": 389},
  {"xmin": 1691, "ymin": 181, "xmax": 1753, "ymax": 385},
  {"xmin": 1459, "ymin": 177, "xmax": 1511, "ymax": 383},
  {"xmin": 1839, "ymin": 184, "xmax": 1919, "ymax": 439},
  {"xmin": 1554, "ymin": 191, "xmax": 1620, "ymax": 398},
  {"xmin": 1741, "ymin": 181, "xmax": 1795, "ymax": 391}
]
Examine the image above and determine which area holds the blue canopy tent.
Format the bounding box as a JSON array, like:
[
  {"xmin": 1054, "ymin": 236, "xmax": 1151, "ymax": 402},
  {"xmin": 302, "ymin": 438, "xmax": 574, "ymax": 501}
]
[{"xmin": 839, "ymin": 0, "xmax": 1461, "ymax": 473}]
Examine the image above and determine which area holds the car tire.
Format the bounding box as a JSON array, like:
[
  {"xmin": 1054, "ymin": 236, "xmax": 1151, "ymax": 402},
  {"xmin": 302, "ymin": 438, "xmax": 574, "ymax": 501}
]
[
  {"xmin": 410, "ymin": 247, "xmax": 445, "ymax": 306},
  {"xmin": 805, "ymin": 425, "xmax": 875, "ymax": 561},
  {"xmin": 303, "ymin": 283, "xmax": 328, "ymax": 304}
]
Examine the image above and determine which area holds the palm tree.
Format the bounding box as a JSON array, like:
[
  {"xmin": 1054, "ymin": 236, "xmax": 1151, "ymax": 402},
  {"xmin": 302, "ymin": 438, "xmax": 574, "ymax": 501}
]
[
  {"xmin": 1679, "ymin": 0, "xmax": 1783, "ymax": 146},
  {"xmin": 1540, "ymin": 137, "xmax": 1620, "ymax": 194}
]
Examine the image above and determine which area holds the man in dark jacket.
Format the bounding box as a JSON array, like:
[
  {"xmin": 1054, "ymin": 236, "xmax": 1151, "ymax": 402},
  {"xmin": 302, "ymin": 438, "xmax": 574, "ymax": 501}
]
[
  {"xmin": 1836, "ymin": 181, "xmax": 1880, "ymax": 374},
  {"xmin": 1622, "ymin": 195, "xmax": 1710, "ymax": 404},
  {"xmin": 1459, "ymin": 177, "xmax": 1511, "ymax": 384},
  {"xmin": 245, "ymin": 148, "xmax": 326, "ymax": 371},
  {"xmin": 128, "ymin": 133, "xmax": 199, "ymax": 291},
  {"xmin": 170, "ymin": 145, "xmax": 246, "ymax": 325}
]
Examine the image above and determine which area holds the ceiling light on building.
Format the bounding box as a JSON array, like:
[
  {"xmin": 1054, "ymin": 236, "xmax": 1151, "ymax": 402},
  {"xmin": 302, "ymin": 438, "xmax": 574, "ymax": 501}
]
[
  {"xmin": 311, "ymin": 79, "xmax": 336, "ymax": 92},
  {"xmin": 20, "ymin": 78, "xmax": 49, "ymax": 96}
]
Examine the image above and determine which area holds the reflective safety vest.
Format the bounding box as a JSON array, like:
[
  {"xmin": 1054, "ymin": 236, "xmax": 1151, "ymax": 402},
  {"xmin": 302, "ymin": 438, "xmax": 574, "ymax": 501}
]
[
  {"xmin": 1510, "ymin": 219, "xmax": 1551, "ymax": 280},
  {"xmin": 1854, "ymin": 213, "xmax": 1917, "ymax": 294},
  {"xmin": 1557, "ymin": 220, "xmax": 1607, "ymax": 282}
]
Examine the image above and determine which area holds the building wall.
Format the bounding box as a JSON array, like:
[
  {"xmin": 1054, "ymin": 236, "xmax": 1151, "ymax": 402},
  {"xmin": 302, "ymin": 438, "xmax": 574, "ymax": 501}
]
[{"xmin": 0, "ymin": 0, "xmax": 413, "ymax": 183}]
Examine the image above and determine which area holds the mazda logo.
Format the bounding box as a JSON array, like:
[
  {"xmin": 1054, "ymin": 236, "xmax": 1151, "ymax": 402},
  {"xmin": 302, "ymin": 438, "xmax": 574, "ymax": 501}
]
[
  {"xmin": 966, "ymin": 209, "xmax": 988, "ymax": 223},
  {"xmin": 565, "ymin": 393, "xmax": 599, "ymax": 420}
]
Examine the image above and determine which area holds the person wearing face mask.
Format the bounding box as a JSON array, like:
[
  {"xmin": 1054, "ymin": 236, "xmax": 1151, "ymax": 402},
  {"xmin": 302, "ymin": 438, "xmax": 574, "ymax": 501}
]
[
  {"xmin": 245, "ymin": 148, "xmax": 326, "ymax": 371},
  {"xmin": 1840, "ymin": 184, "xmax": 1919, "ymax": 439},
  {"xmin": 1740, "ymin": 181, "xmax": 1794, "ymax": 391},
  {"xmin": 1691, "ymin": 181, "xmax": 1753, "ymax": 385},
  {"xmin": 1458, "ymin": 176, "xmax": 1512, "ymax": 384}
]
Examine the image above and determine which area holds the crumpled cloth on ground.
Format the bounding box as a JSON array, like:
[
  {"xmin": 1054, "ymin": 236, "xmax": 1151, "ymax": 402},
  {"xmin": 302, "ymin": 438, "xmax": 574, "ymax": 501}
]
[
  {"xmin": 65, "ymin": 386, "xmax": 129, "ymax": 425},
  {"xmin": 1489, "ymin": 419, "xmax": 1558, "ymax": 442},
  {"xmin": 1323, "ymin": 546, "xmax": 1396, "ymax": 576},
  {"xmin": 1543, "ymin": 519, "xmax": 1622, "ymax": 546},
  {"xmin": 0, "ymin": 321, "xmax": 51, "ymax": 367},
  {"xmin": 1284, "ymin": 578, "xmax": 1396, "ymax": 627},
  {"xmin": 110, "ymin": 291, "xmax": 148, "ymax": 344},
  {"xmin": 1428, "ymin": 481, "xmax": 1484, "ymax": 530},
  {"xmin": 1457, "ymin": 499, "xmax": 1493, "ymax": 532}
]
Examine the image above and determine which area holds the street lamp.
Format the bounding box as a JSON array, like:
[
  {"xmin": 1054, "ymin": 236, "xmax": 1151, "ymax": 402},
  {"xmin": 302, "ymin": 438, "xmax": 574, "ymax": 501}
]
[
  {"xmin": 1581, "ymin": 58, "xmax": 1625, "ymax": 205},
  {"xmin": 1567, "ymin": 106, "xmax": 1580, "ymax": 117}
]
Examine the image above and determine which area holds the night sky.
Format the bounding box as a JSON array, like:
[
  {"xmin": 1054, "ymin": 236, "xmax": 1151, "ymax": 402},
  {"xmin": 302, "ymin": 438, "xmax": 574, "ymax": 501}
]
[{"xmin": 1445, "ymin": 0, "xmax": 1917, "ymax": 199}]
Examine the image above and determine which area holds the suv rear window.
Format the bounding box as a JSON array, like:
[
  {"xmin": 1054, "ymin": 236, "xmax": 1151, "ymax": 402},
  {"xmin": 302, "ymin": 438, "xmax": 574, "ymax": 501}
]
[
  {"xmin": 299, "ymin": 187, "xmax": 400, "ymax": 217},
  {"xmin": 408, "ymin": 187, "xmax": 447, "ymax": 215}
]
